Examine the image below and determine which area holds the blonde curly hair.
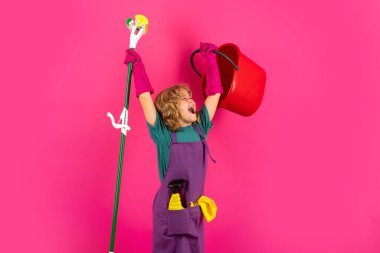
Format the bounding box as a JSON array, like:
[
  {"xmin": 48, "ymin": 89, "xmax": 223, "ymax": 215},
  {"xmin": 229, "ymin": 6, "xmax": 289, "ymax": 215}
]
[{"xmin": 155, "ymin": 84, "xmax": 199, "ymax": 131}]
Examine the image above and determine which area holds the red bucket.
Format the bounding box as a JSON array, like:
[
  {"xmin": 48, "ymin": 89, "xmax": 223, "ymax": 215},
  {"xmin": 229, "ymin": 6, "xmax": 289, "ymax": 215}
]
[{"xmin": 191, "ymin": 43, "xmax": 266, "ymax": 117}]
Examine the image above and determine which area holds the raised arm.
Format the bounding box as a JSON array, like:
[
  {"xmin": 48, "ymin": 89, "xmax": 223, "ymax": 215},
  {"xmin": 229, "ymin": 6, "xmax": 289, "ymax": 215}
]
[
  {"xmin": 200, "ymin": 42, "xmax": 223, "ymax": 121},
  {"xmin": 138, "ymin": 92, "xmax": 156, "ymax": 125},
  {"xmin": 124, "ymin": 22, "xmax": 157, "ymax": 126},
  {"xmin": 124, "ymin": 49, "xmax": 157, "ymax": 126},
  {"xmin": 204, "ymin": 93, "xmax": 221, "ymax": 121}
]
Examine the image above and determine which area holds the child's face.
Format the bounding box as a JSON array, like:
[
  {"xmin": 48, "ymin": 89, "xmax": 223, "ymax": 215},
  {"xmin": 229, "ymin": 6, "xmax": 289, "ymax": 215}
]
[{"xmin": 178, "ymin": 89, "xmax": 197, "ymax": 127}]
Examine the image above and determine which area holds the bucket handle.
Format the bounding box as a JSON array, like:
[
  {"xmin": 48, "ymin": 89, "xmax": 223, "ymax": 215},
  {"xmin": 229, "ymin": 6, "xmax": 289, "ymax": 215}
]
[{"xmin": 190, "ymin": 49, "xmax": 239, "ymax": 78}]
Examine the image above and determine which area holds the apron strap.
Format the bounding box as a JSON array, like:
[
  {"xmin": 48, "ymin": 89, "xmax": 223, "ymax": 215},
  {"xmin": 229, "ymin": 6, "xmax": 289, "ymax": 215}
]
[
  {"xmin": 171, "ymin": 131, "xmax": 177, "ymax": 143},
  {"xmin": 192, "ymin": 124, "xmax": 205, "ymax": 139},
  {"xmin": 193, "ymin": 125, "xmax": 216, "ymax": 163}
]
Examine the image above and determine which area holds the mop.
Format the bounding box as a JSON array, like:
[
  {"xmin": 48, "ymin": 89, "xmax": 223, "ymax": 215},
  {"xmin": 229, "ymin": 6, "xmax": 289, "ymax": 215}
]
[{"xmin": 106, "ymin": 14, "xmax": 149, "ymax": 253}]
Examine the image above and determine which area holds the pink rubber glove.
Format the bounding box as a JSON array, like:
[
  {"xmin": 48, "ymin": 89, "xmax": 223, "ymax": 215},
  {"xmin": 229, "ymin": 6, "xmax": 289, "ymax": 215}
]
[
  {"xmin": 124, "ymin": 49, "xmax": 154, "ymax": 97},
  {"xmin": 200, "ymin": 42, "xmax": 223, "ymax": 96}
]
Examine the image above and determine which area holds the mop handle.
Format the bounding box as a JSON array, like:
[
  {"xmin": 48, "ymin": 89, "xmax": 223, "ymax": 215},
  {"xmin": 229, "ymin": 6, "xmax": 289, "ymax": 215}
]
[
  {"xmin": 190, "ymin": 49, "xmax": 239, "ymax": 78},
  {"xmin": 109, "ymin": 59, "xmax": 133, "ymax": 253},
  {"xmin": 109, "ymin": 15, "xmax": 148, "ymax": 253}
]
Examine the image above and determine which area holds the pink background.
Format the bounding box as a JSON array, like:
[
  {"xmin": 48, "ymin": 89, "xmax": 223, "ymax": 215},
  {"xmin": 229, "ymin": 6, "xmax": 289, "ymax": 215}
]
[{"xmin": 1, "ymin": 0, "xmax": 380, "ymax": 252}]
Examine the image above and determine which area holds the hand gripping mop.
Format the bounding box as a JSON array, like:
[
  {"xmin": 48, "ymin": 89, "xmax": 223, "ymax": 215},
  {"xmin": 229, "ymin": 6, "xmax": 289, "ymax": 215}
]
[{"xmin": 106, "ymin": 14, "xmax": 149, "ymax": 253}]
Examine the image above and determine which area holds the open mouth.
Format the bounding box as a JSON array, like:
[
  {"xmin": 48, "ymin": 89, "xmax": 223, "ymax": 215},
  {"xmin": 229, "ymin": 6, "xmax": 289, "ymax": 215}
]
[{"xmin": 188, "ymin": 106, "xmax": 196, "ymax": 114}]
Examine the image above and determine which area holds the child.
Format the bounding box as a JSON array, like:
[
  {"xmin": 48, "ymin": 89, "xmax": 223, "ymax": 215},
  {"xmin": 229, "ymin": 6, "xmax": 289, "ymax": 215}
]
[{"xmin": 124, "ymin": 40, "xmax": 222, "ymax": 253}]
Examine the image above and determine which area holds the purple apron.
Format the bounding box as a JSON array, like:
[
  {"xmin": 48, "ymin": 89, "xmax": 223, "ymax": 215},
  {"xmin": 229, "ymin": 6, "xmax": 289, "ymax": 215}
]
[{"xmin": 152, "ymin": 124, "xmax": 215, "ymax": 253}]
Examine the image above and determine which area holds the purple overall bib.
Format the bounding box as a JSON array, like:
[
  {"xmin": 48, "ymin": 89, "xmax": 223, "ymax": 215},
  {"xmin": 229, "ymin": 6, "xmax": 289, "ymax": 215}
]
[{"xmin": 152, "ymin": 124, "xmax": 214, "ymax": 253}]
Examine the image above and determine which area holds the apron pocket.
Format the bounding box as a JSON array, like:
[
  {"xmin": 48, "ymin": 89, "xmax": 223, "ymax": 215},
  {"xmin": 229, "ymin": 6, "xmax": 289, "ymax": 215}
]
[{"xmin": 167, "ymin": 207, "xmax": 201, "ymax": 237}]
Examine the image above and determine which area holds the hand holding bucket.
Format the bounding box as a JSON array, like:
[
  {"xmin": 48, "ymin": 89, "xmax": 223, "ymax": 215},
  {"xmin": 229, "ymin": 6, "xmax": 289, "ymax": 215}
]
[{"xmin": 191, "ymin": 43, "xmax": 266, "ymax": 117}]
